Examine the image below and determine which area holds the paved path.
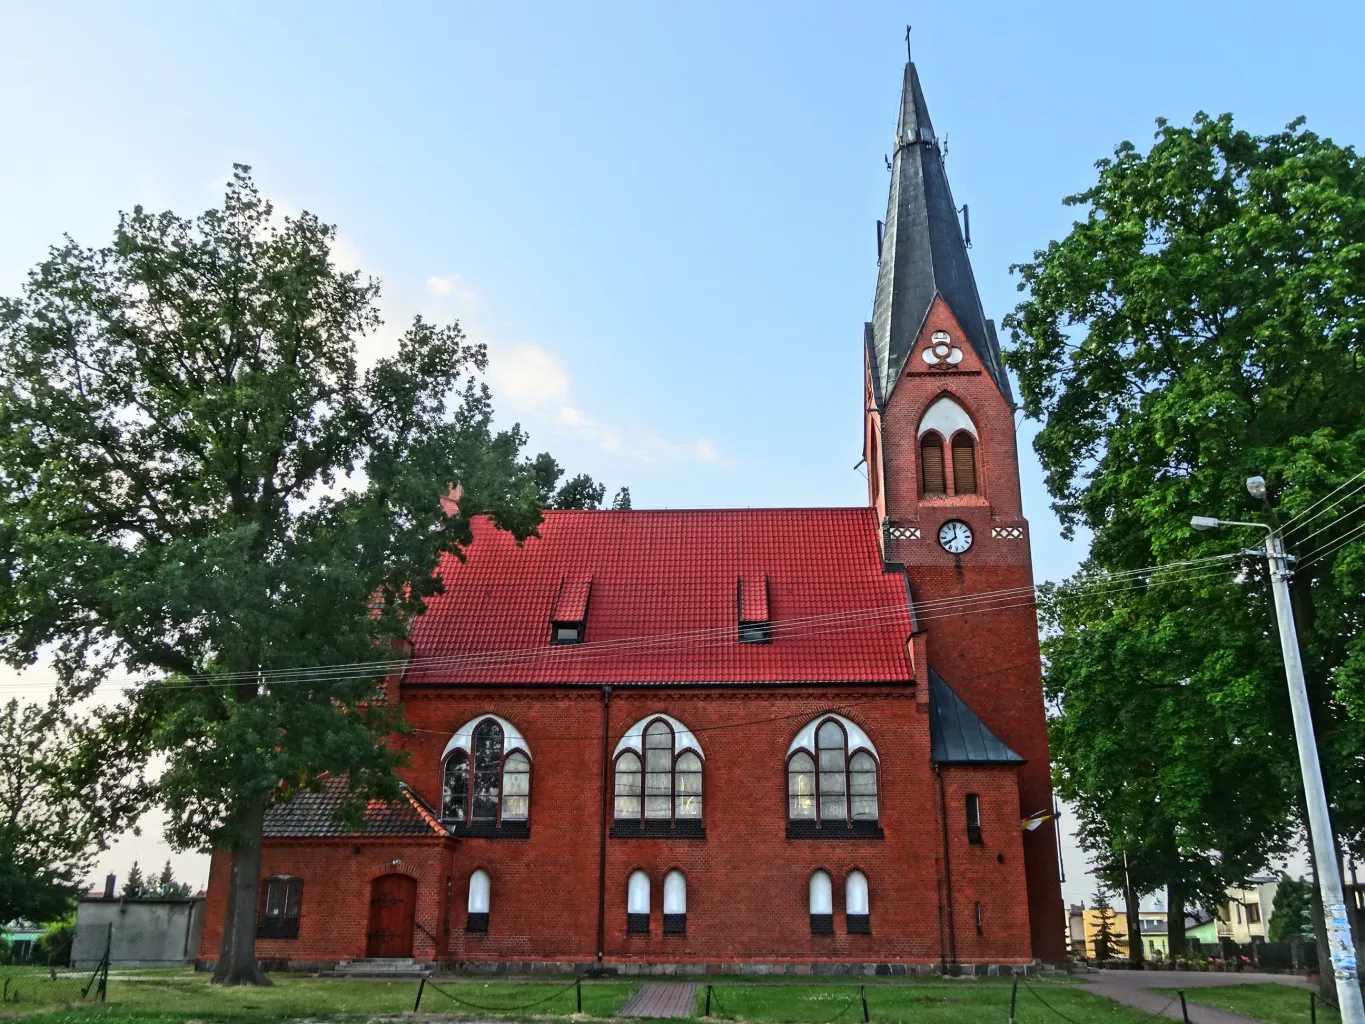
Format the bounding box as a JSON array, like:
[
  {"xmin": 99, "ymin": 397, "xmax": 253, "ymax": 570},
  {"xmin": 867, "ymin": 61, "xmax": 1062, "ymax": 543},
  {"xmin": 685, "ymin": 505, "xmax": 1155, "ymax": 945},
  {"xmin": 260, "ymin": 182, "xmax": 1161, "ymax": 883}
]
[
  {"xmin": 620, "ymin": 982, "xmax": 700, "ymax": 1018},
  {"xmin": 1083, "ymin": 968, "xmax": 1311, "ymax": 1024}
]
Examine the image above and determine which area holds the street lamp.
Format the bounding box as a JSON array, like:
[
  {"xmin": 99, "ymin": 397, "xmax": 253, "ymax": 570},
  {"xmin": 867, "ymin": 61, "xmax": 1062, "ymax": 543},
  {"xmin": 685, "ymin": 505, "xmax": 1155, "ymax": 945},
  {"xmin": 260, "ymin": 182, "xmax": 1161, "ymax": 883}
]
[{"xmin": 1191, "ymin": 478, "xmax": 1362, "ymax": 1024}]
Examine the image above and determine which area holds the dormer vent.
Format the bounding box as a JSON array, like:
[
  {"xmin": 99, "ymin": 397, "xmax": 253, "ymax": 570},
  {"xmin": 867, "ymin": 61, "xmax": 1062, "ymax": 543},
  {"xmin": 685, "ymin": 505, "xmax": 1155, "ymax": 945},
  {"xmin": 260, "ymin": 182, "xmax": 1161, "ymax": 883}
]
[
  {"xmin": 738, "ymin": 574, "xmax": 771, "ymax": 644},
  {"xmin": 550, "ymin": 575, "xmax": 592, "ymax": 645}
]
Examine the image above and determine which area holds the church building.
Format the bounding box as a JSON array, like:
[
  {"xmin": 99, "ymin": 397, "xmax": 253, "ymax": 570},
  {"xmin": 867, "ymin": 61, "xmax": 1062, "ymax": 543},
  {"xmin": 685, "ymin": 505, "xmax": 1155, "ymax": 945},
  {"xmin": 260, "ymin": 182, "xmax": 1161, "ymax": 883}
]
[{"xmin": 199, "ymin": 55, "xmax": 1066, "ymax": 971}]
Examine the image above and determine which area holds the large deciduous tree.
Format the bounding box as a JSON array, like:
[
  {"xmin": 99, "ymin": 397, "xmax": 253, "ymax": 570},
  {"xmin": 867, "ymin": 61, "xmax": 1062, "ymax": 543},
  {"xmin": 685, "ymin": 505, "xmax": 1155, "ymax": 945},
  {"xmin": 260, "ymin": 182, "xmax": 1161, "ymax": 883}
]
[
  {"xmin": 0, "ymin": 166, "xmax": 549, "ymax": 983},
  {"xmin": 0, "ymin": 697, "xmax": 108, "ymax": 924},
  {"xmin": 1005, "ymin": 114, "xmax": 1365, "ymax": 954}
]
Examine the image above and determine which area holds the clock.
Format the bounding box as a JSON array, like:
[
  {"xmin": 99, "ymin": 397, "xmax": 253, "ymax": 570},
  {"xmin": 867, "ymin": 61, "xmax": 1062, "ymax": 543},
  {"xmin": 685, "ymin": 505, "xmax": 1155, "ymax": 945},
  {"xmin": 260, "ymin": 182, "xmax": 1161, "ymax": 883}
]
[{"xmin": 938, "ymin": 520, "xmax": 973, "ymax": 554}]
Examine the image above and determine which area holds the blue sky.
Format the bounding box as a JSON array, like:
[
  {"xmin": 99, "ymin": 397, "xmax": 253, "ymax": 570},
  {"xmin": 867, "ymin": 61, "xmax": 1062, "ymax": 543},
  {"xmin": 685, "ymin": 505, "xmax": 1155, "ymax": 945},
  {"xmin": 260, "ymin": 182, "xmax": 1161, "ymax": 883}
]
[{"xmin": 2, "ymin": 0, "xmax": 1355, "ymax": 901}]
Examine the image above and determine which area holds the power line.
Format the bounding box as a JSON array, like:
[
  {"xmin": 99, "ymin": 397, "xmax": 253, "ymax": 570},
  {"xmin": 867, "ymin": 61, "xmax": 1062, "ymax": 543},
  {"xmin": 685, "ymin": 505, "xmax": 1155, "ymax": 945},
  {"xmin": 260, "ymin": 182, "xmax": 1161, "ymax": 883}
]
[
  {"xmin": 1287, "ymin": 497, "xmax": 1365, "ymax": 551},
  {"xmin": 1297, "ymin": 518, "xmax": 1365, "ymax": 571},
  {"xmin": 0, "ymin": 559, "xmax": 1243, "ymax": 696},
  {"xmin": 1281, "ymin": 467, "xmax": 1365, "ymax": 539}
]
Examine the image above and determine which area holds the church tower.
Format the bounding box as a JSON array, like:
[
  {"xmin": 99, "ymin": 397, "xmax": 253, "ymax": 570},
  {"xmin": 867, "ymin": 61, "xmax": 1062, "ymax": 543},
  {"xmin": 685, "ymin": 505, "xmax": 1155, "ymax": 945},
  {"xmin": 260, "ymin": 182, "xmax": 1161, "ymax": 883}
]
[{"xmin": 863, "ymin": 57, "xmax": 1066, "ymax": 961}]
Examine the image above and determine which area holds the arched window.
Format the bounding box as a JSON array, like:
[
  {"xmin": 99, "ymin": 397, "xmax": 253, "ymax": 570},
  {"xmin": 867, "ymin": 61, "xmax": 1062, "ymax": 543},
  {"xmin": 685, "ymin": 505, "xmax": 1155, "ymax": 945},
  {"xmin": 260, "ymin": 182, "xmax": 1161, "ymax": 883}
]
[
  {"xmin": 786, "ymin": 715, "xmax": 880, "ymax": 834},
  {"xmin": 951, "ymin": 433, "xmax": 977, "ymax": 495},
  {"xmin": 644, "ymin": 720, "xmax": 672, "ymax": 819},
  {"xmin": 614, "ymin": 752, "xmax": 642, "ymax": 820},
  {"xmin": 846, "ymin": 871, "xmax": 870, "ymax": 934},
  {"xmin": 788, "ymin": 752, "xmax": 816, "ymax": 820},
  {"xmin": 471, "ymin": 719, "xmax": 502, "ymax": 821},
  {"xmin": 920, "ymin": 433, "xmax": 946, "ymax": 495},
  {"xmin": 502, "ymin": 752, "xmax": 530, "ymax": 821},
  {"xmin": 809, "ymin": 870, "xmax": 833, "ymax": 935},
  {"xmin": 663, "ymin": 870, "xmax": 687, "ymax": 935},
  {"xmin": 612, "ymin": 715, "xmax": 704, "ymax": 833},
  {"xmin": 869, "ymin": 425, "xmax": 882, "ymax": 507},
  {"xmin": 441, "ymin": 715, "xmax": 532, "ymax": 829},
  {"xmin": 627, "ymin": 870, "xmax": 650, "ymax": 934},
  {"xmin": 466, "ymin": 869, "xmax": 490, "ymax": 933}
]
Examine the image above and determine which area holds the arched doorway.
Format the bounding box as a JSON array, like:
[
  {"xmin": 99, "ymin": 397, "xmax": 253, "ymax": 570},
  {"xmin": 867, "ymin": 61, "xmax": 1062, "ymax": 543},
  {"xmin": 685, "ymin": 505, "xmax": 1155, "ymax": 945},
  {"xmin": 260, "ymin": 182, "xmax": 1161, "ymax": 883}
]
[{"xmin": 366, "ymin": 874, "xmax": 416, "ymax": 958}]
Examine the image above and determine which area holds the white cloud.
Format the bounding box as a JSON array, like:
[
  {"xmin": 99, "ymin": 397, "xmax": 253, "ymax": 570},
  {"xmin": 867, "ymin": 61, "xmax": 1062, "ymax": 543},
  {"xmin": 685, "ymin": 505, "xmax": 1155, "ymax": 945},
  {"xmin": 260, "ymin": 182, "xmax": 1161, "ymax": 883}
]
[
  {"xmin": 425, "ymin": 273, "xmax": 475, "ymax": 301},
  {"xmin": 486, "ymin": 341, "xmax": 728, "ymax": 464}
]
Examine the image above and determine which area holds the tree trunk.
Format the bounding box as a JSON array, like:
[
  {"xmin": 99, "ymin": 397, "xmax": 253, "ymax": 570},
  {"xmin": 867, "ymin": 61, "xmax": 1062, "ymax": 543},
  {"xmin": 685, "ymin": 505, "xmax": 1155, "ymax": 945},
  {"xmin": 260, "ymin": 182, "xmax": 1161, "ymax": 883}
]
[
  {"xmin": 211, "ymin": 858, "xmax": 238, "ymax": 983},
  {"xmin": 1125, "ymin": 874, "xmax": 1145, "ymax": 966},
  {"xmin": 213, "ymin": 798, "xmax": 271, "ymax": 987},
  {"xmin": 1167, "ymin": 878, "xmax": 1187, "ymax": 958}
]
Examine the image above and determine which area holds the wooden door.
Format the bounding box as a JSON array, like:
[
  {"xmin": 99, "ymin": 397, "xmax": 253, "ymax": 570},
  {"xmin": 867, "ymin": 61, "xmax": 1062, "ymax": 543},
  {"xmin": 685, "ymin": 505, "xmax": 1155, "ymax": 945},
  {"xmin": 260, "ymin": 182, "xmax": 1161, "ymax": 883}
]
[{"xmin": 366, "ymin": 874, "xmax": 416, "ymax": 958}]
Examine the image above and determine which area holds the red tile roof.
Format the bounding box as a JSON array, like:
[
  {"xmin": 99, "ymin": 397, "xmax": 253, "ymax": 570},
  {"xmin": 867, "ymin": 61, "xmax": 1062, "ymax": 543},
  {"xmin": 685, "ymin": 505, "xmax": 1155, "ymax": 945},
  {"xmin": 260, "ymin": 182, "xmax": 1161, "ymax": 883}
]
[
  {"xmin": 739, "ymin": 573, "xmax": 769, "ymax": 623},
  {"xmin": 551, "ymin": 575, "xmax": 593, "ymax": 622},
  {"xmin": 402, "ymin": 508, "xmax": 913, "ymax": 686}
]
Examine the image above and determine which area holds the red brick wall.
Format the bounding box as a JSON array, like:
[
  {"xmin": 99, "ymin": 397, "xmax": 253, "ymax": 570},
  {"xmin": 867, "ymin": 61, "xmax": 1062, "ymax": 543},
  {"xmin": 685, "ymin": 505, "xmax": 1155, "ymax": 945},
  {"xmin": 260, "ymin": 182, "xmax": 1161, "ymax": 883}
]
[
  {"xmin": 872, "ymin": 296, "xmax": 1066, "ymax": 961},
  {"xmin": 197, "ymin": 684, "xmax": 1039, "ymax": 966},
  {"xmin": 199, "ymin": 838, "xmax": 455, "ymax": 964}
]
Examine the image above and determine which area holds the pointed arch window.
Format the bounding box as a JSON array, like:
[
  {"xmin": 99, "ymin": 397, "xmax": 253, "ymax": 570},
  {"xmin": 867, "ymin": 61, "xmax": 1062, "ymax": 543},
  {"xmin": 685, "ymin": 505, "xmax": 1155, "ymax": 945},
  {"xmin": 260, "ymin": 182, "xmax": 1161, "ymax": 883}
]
[
  {"xmin": 951, "ymin": 432, "xmax": 977, "ymax": 495},
  {"xmin": 786, "ymin": 714, "xmax": 883, "ymax": 838},
  {"xmin": 920, "ymin": 433, "xmax": 946, "ymax": 495},
  {"xmin": 612, "ymin": 715, "xmax": 705, "ymax": 837},
  {"xmin": 441, "ymin": 715, "xmax": 532, "ymax": 836}
]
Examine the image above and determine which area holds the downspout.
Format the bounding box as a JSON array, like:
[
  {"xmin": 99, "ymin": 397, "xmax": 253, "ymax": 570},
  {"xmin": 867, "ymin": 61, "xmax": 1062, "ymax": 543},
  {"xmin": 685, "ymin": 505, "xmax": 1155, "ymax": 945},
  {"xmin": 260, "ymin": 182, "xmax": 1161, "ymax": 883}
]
[
  {"xmin": 936, "ymin": 765, "xmax": 958, "ymax": 968},
  {"xmin": 595, "ymin": 684, "xmax": 612, "ymax": 967}
]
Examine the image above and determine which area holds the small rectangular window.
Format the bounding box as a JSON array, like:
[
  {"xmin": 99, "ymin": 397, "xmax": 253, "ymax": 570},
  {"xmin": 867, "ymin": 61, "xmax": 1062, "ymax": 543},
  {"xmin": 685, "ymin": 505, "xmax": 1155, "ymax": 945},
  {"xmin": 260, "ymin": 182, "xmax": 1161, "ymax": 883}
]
[
  {"xmin": 257, "ymin": 877, "xmax": 302, "ymax": 939},
  {"xmin": 1246, "ymin": 903, "xmax": 1261, "ymax": 924},
  {"xmin": 738, "ymin": 621, "xmax": 772, "ymax": 643},
  {"xmin": 810, "ymin": 913, "xmax": 834, "ymax": 936},
  {"xmin": 975, "ymin": 901, "xmax": 983, "ymax": 936},
  {"xmin": 663, "ymin": 913, "xmax": 686, "ymax": 936},
  {"xmin": 627, "ymin": 913, "xmax": 650, "ymax": 934},
  {"xmin": 465, "ymin": 912, "xmax": 489, "ymax": 934},
  {"xmin": 552, "ymin": 623, "xmax": 583, "ymax": 644},
  {"xmin": 847, "ymin": 914, "xmax": 871, "ymax": 935},
  {"xmin": 966, "ymin": 794, "xmax": 983, "ymax": 845}
]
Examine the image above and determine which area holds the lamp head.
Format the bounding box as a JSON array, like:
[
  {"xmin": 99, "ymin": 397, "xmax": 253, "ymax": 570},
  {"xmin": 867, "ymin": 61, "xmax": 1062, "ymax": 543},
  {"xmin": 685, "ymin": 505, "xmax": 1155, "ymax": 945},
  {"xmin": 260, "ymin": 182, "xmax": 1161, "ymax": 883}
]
[
  {"xmin": 1246, "ymin": 476, "xmax": 1268, "ymax": 500},
  {"xmin": 1190, "ymin": 516, "xmax": 1221, "ymax": 531}
]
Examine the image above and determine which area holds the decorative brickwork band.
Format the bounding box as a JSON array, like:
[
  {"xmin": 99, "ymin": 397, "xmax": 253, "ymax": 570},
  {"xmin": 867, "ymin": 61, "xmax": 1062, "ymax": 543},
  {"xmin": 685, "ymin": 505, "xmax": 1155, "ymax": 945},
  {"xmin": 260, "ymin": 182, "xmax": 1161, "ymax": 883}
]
[
  {"xmin": 990, "ymin": 526, "xmax": 1024, "ymax": 540},
  {"xmin": 883, "ymin": 523, "xmax": 921, "ymax": 541}
]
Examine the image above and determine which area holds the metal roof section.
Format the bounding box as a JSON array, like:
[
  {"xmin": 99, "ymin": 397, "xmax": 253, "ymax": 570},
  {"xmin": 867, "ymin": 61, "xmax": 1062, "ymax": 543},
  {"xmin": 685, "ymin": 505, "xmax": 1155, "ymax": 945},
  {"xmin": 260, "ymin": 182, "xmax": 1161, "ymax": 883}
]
[
  {"xmin": 928, "ymin": 667, "xmax": 1025, "ymax": 765},
  {"xmin": 869, "ymin": 61, "xmax": 1014, "ymax": 408}
]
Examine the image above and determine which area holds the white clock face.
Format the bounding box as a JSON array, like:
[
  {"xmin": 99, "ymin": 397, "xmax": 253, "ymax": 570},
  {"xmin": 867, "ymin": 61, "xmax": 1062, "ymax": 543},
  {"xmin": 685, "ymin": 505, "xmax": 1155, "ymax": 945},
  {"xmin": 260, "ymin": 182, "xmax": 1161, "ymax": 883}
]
[{"xmin": 938, "ymin": 520, "xmax": 973, "ymax": 554}]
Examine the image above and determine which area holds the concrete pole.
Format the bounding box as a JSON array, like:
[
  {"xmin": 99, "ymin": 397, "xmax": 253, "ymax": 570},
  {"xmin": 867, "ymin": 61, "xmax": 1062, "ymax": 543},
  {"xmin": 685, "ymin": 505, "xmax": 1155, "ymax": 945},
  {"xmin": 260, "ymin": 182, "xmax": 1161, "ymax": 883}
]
[{"xmin": 1265, "ymin": 530, "xmax": 1363, "ymax": 1023}]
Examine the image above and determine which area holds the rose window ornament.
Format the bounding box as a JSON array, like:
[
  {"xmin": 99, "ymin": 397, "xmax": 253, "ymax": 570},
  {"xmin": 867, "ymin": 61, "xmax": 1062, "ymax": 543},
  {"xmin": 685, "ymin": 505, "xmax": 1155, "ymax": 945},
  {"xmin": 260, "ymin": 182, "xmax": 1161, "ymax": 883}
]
[{"xmin": 921, "ymin": 331, "xmax": 963, "ymax": 368}]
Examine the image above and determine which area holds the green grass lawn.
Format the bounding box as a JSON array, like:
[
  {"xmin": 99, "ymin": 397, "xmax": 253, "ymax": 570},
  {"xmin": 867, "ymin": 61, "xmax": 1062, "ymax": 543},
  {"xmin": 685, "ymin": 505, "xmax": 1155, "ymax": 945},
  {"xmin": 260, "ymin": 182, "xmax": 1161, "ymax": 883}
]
[
  {"xmin": 699, "ymin": 978, "xmax": 1151, "ymax": 1024},
  {"xmin": 0, "ymin": 970, "xmax": 635, "ymax": 1022},
  {"xmin": 1156, "ymin": 983, "xmax": 1339, "ymax": 1024},
  {"xmin": 2, "ymin": 968, "xmax": 1151, "ymax": 1024}
]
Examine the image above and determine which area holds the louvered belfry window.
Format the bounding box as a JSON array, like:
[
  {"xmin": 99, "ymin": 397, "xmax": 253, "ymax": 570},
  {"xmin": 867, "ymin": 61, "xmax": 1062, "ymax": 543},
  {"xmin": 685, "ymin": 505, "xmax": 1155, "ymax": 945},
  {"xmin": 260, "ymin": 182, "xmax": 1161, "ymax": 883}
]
[
  {"xmin": 952, "ymin": 433, "xmax": 978, "ymax": 495},
  {"xmin": 920, "ymin": 435, "xmax": 946, "ymax": 495}
]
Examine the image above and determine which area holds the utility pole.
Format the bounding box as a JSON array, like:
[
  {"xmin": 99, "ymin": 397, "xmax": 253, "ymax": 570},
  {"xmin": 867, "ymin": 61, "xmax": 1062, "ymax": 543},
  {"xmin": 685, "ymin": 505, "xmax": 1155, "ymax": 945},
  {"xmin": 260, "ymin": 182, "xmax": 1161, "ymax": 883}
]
[
  {"xmin": 1264, "ymin": 530, "xmax": 1361, "ymax": 1020},
  {"xmin": 1192, "ymin": 487, "xmax": 1363, "ymax": 1023}
]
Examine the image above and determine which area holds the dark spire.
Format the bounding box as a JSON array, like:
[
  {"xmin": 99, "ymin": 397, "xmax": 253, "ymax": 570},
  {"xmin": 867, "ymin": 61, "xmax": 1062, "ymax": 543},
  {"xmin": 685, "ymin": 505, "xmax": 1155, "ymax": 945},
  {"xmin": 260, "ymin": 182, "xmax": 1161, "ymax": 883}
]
[{"xmin": 867, "ymin": 60, "xmax": 1013, "ymax": 408}]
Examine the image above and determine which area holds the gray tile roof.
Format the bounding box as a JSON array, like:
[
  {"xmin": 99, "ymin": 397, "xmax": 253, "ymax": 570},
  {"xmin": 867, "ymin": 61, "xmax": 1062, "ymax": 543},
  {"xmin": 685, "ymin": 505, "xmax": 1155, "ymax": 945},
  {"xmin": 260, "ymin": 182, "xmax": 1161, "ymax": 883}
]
[
  {"xmin": 928, "ymin": 668, "xmax": 1025, "ymax": 765},
  {"xmin": 263, "ymin": 775, "xmax": 448, "ymax": 838},
  {"xmin": 868, "ymin": 61, "xmax": 1014, "ymax": 408}
]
